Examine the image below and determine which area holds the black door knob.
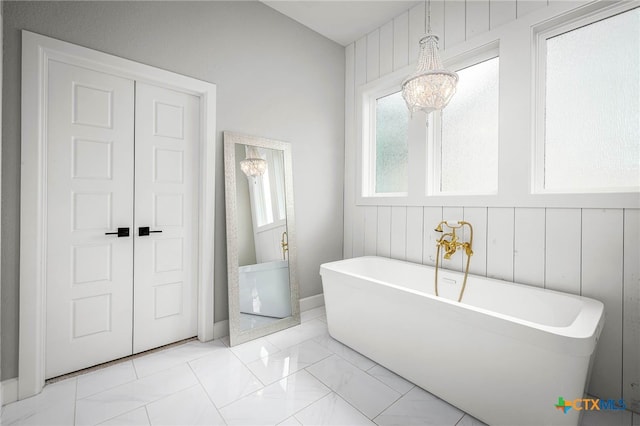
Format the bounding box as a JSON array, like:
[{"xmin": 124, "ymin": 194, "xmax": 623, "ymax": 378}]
[
  {"xmin": 105, "ymin": 227, "xmax": 130, "ymax": 237},
  {"xmin": 139, "ymin": 227, "xmax": 163, "ymax": 236}
]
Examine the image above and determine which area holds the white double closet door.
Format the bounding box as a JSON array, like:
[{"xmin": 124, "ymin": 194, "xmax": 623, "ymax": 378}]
[{"xmin": 45, "ymin": 60, "xmax": 200, "ymax": 378}]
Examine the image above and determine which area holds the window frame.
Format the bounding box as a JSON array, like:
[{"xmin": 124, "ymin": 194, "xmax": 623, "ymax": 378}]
[
  {"xmin": 362, "ymin": 84, "xmax": 410, "ymax": 198},
  {"xmin": 533, "ymin": 3, "xmax": 640, "ymax": 195}
]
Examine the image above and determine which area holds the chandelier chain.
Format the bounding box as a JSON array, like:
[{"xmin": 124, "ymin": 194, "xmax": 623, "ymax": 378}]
[{"xmin": 425, "ymin": 0, "xmax": 432, "ymax": 35}]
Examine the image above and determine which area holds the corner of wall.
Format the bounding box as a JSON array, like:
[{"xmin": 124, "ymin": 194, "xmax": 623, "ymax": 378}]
[{"xmin": 0, "ymin": 0, "xmax": 5, "ymax": 409}]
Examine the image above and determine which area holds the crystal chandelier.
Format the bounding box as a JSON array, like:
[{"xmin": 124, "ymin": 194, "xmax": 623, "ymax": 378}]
[
  {"xmin": 402, "ymin": 0, "xmax": 458, "ymax": 114},
  {"xmin": 240, "ymin": 146, "xmax": 267, "ymax": 178}
]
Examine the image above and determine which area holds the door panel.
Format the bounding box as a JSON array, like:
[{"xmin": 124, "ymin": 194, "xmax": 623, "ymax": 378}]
[
  {"xmin": 133, "ymin": 82, "xmax": 200, "ymax": 353},
  {"xmin": 46, "ymin": 60, "xmax": 135, "ymax": 378}
]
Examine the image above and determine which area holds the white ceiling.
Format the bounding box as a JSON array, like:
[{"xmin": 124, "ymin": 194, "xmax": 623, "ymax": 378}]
[{"xmin": 262, "ymin": 1, "xmax": 421, "ymax": 46}]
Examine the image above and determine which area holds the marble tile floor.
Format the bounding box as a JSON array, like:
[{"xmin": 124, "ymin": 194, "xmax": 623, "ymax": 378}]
[{"xmin": 2, "ymin": 306, "xmax": 638, "ymax": 426}]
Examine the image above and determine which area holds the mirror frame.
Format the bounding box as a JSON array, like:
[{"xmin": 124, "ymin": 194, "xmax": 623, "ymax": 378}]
[{"xmin": 223, "ymin": 131, "xmax": 301, "ymax": 346}]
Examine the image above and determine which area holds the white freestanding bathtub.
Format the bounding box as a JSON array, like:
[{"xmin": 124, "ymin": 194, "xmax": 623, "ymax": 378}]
[
  {"xmin": 320, "ymin": 256, "xmax": 604, "ymax": 426},
  {"xmin": 239, "ymin": 260, "xmax": 291, "ymax": 318}
]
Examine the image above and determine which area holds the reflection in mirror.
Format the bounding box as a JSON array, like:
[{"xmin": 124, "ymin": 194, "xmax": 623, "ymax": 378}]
[
  {"xmin": 224, "ymin": 132, "xmax": 300, "ymax": 346},
  {"xmin": 236, "ymin": 144, "xmax": 290, "ymax": 330}
]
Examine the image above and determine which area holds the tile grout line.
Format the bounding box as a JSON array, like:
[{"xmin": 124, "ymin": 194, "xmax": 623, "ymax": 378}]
[
  {"xmin": 143, "ymin": 406, "xmax": 152, "ymax": 426},
  {"xmin": 76, "ymin": 362, "xmax": 139, "ymax": 401},
  {"xmin": 210, "ymin": 350, "xmax": 266, "ymax": 410},
  {"xmin": 77, "ymin": 362, "xmax": 201, "ymax": 424},
  {"xmin": 296, "ymin": 371, "xmax": 369, "ymax": 421},
  {"xmin": 304, "ymin": 352, "xmax": 401, "ymax": 419},
  {"xmin": 185, "ymin": 362, "xmax": 228, "ymax": 425},
  {"xmin": 73, "ymin": 376, "xmax": 78, "ymax": 426},
  {"xmin": 95, "ymin": 406, "xmax": 148, "ymax": 426}
]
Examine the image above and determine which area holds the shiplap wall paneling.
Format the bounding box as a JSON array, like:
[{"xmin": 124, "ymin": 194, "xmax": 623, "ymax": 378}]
[
  {"xmin": 464, "ymin": 207, "xmax": 488, "ymax": 277},
  {"xmin": 364, "ymin": 206, "xmax": 378, "ymax": 256},
  {"xmin": 513, "ymin": 208, "xmax": 545, "ymax": 287},
  {"xmin": 444, "ymin": 0, "xmax": 466, "ymax": 49},
  {"xmin": 623, "ymin": 209, "xmax": 640, "ymax": 411},
  {"xmin": 443, "ymin": 207, "xmax": 464, "ymax": 272},
  {"xmin": 343, "ymin": 43, "xmax": 355, "ymax": 259},
  {"xmin": 466, "ymin": 0, "xmax": 490, "ymax": 39},
  {"xmin": 516, "ymin": 0, "xmax": 547, "ymax": 18},
  {"xmin": 544, "ymin": 208, "xmax": 581, "ymax": 294},
  {"xmin": 489, "ymin": 0, "xmax": 517, "ymax": 29},
  {"xmin": 393, "ymin": 12, "xmax": 409, "ymax": 71},
  {"xmin": 377, "ymin": 206, "xmax": 392, "ymax": 257},
  {"xmin": 379, "ymin": 21, "xmax": 394, "ymax": 77},
  {"xmin": 582, "ymin": 209, "xmax": 624, "ymax": 399},
  {"xmin": 408, "ymin": 1, "xmax": 426, "ymax": 64},
  {"xmin": 486, "ymin": 207, "xmax": 515, "ymax": 281},
  {"xmin": 428, "ymin": 0, "xmax": 445, "ymax": 47},
  {"xmin": 406, "ymin": 206, "xmax": 424, "ymax": 263},
  {"xmin": 355, "ymin": 37, "xmax": 367, "ymax": 85},
  {"xmin": 366, "ymin": 29, "xmax": 380, "ymax": 82},
  {"xmin": 352, "ymin": 206, "xmax": 366, "ymax": 258},
  {"xmin": 423, "ymin": 207, "xmax": 443, "ymax": 266},
  {"xmin": 390, "ymin": 206, "xmax": 407, "ymax": 260}
]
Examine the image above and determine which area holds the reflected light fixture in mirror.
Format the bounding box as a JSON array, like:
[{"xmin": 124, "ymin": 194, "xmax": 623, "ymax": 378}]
[
  {"xmin": 224, "ymin": 131, "xmax": 300, "ymax": 347},
  {"xmin": 240, "ymin": 146, "xmax": 267, "ymax": 177}
]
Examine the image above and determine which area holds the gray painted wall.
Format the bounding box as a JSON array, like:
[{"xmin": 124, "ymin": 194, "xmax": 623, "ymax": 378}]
[
  {"xmin": 1, "ymin": 1, "xmax": 345, "ymax": 380},
  {"xmin": 0, "ymin": 0, "xmax": 3, "ymax": 398}
]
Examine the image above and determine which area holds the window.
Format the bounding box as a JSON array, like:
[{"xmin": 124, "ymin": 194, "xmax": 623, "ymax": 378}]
[
  {"xmin": 361, "ymin": 49, "xmax": 499, "ymax": 200},
  {"xmin": 434, "ymin": 56, "xmax": 499, "ymax": 194},
  {"xmin": 356, "ymin": 2, "xmax": 636, "ymax": 208},
  {"xmin": 537, "ymin": 7, "xmax": 640, "ymax": 193},
  {"xmin": 247, "ymin": 147, "xmax": 286, "ymax": 228},
  {"xmin": 369, "ymin": 91, "xmax": 409, "ymax": 195}
]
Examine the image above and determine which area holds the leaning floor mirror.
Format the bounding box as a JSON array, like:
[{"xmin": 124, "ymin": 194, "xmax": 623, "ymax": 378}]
[{"xmin": 224, "ymin": 131, "xmax": 300, "ymax": 346}]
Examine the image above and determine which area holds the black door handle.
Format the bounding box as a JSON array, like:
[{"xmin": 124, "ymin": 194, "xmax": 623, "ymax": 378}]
[
  {"xmin": 139, "ymin": 226, "xmax": 163, "ymax": 236},
  {"xmin": 105, "ymin": 227, "xmax": 130, "ymax": 237}
]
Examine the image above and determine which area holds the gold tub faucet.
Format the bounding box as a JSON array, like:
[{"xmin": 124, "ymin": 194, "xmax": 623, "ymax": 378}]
[
  {"xmin": 281, "ymin": 231, "xmax": 288, "ymax": 260},
  {"xmin": 434, "ymin": 221, "xmax": 474, "ymax": 302}
]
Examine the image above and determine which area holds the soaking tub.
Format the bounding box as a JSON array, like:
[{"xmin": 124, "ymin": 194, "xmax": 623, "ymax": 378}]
[
  {"xmin": 320, "ymin": 256, "xmax": 604, "ymax": 426},
  {"xmin": 239, "ymin": 259, "xmax": 291, "ymax": 318}
]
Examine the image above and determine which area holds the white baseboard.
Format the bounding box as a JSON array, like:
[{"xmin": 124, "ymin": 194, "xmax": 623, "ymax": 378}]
[
  {"xmin": 2, "ymin": 378, "xmax": 18, "ymax": 406},
  {"xmin": 299, "ymin": 293, "xmax": 325, "ymax": 311}
]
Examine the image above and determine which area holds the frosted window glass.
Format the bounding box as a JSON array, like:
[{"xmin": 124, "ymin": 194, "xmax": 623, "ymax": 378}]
[
  {"xmin": 545, "ymin": 8, "xmax": 640, "ymax": 191},
  {"xmin": 375, "ymin": 92, "xmax": 408, "ymax": 193},
  {"xmin": 440, "ymin": 57, "xmax": 499, "ymax": 193}
]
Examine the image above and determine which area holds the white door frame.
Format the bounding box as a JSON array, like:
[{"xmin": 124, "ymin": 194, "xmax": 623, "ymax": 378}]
[{"xmin": 19, "ymin": 31, "xmax": 217, "ymax": 399}]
